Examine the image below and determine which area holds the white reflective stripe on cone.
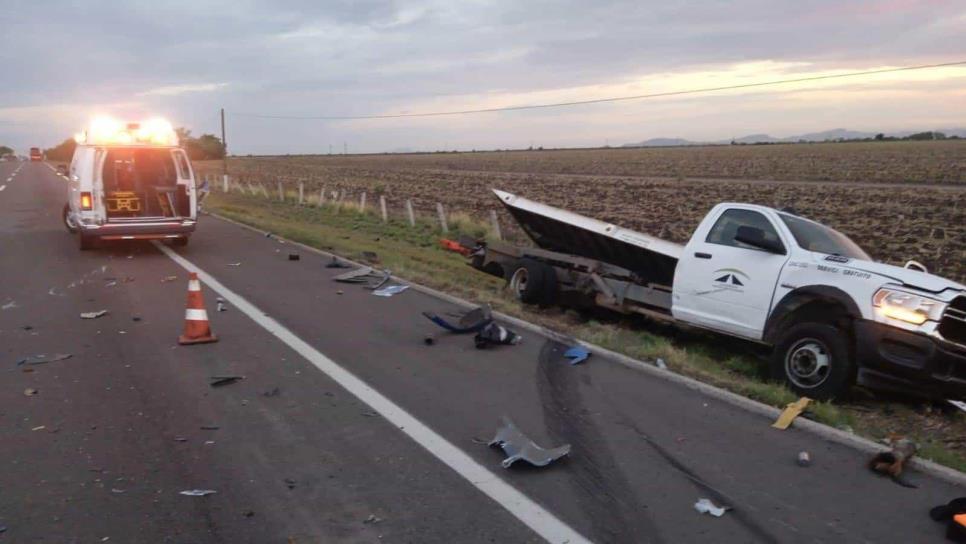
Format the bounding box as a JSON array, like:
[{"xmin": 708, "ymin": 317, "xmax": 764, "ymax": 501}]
[
  {"xmin": 185, "ymin": 309, "xmax": 209, "ymax": 321},
  {"xmin": 188, "ymin": 279, "xmax": 202, "ymax": 291}
]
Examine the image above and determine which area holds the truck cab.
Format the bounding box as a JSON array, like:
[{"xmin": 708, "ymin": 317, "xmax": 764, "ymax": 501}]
[
  {"xmin": 673, "ymin": 203, "xmax": 966, "ymax": 399},
  {"xmin": 29, "ymin": 147, "xmax": 42, "ymax": 161},
  {"xmin": 62, "ymin": 118, "xmax": 198, "ymax": 249}
]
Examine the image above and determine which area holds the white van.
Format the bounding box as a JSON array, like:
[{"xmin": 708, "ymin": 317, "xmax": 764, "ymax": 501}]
[{"xmin": 62, "ymin": 118, "xmax": 198, "ymax": 249}]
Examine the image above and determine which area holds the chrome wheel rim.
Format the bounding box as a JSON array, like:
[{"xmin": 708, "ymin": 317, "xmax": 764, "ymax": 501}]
[
  {"xmin": 785, "ymin": 338, "xmax": 831, "ymax": 389},
  {"xmin": 509, "ymin": 267, "xmax": 529, "ymax": 299}
]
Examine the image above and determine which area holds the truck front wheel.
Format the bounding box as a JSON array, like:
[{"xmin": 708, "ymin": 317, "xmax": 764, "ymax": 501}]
[{"xmin": 772, "ymin": 322, "xmax": 855, "ymax": 401}]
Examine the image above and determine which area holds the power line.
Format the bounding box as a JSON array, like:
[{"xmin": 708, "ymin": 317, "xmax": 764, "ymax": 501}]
[{"xmin": 232, "ymin": 60, "xmax": 966, "ymax": 121}]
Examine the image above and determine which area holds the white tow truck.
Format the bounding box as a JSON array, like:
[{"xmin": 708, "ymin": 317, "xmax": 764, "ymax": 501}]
[
  {"xmin": 469, "ymin": 190, "xmax": 966, "ymax": 401},
  {"xmin": 62, "ymin": 117, "xmax": 199, "ymax": 249}
]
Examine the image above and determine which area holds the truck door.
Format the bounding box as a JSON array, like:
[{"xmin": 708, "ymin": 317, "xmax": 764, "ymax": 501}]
[{"xmin": 673, "ymin": 208, "xmax": 790, "ymax": 339}]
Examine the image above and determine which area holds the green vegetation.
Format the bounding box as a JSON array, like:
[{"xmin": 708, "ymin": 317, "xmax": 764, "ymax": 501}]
[
  {"xmin": 175, "ymin": 128, "xmax": 225, "ymax": 160},
  {"xmin": 205, "ymin": 189, "xmax": 966, "ymax": 473},
  {"xmin": 44, "ymin": 138, "xmax": 76, "ymax": 162},
  {"xmin": 0, "ymin": 145, "xmax": 13, "ymax": 156}
]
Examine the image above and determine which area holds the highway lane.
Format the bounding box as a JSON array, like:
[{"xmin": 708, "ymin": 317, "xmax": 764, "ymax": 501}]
[{"xmin": 1, "ymin": 160, "xmax": 962, "ymax": 543}]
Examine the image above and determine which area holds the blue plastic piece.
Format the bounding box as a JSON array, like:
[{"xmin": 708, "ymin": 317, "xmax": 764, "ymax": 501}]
[{"xmin": 563, "ymin": 346, "xmax": 590, "ymax": 365}]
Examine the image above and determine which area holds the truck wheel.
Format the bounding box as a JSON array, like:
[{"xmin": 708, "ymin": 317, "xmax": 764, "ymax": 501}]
[
  {"xmin": 772, "ymin": 322, "xmax": 855, "ymax": 401},
  {"xmin": 509, "ymin": 259, "xmax": 557, "ymax": 305},
  {"xmin": 78, "ymin": 233, "xmax": 96, "ymax": 250},
  {"xmin": 62, "ymin": 204, "xmax": 77, "ymax": 234},
  {"xmin": 172, "ymin": 236, "xmax": 189, "ymax": 247}
]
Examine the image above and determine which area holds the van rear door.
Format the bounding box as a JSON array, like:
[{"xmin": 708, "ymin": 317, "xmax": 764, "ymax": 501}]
[{"xmin": 171, "ymin": 149, "xmax": 196, "ymax": 220}]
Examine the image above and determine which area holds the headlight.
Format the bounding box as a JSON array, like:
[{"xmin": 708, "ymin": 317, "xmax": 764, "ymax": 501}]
[{"xmin": 872, "ymin": 288, "xmax": 944, "ymax": 325}]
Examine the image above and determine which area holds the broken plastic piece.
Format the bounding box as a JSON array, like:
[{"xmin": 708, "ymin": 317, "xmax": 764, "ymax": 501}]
[
  {"xmin": 372, "ymin": 285, "xmax": 409, "ymax": 297},
  {"xmin": 439, "ymin": 238, "xmax": 471, "ymax": 256},
  {"xmin": 489, "ymin": 417, "xmax": 570, "ymax": 468},
  {"xmin": 563, "ymin": 346, "xmax": 590, "ymax": 365},
  {"xmin": 422, "ymin": 305, "xmax": 492, "ymax": 333},
  {"xmin": 949, "ymin": 400, "xmax": 966, "ymax": 414},
  {"xmin": 288, "ymin": 253, "xmax": 300, "ymax": 261},
  {"xmin": 80, "ymin": 310, "xmax": 108, "ymax": 319},
  {"xmin": 474, "ymin": 322, "xmax": 521, "ymax": 349},
  {"xmin": 797, "ymin": 451, "xmax": 811, "ymax": 467},
  {"xmin": 771, "ymin": 397, "xmax": 812, "ymax": 430},
  {"xmin": 24, "ymin": 388, "xmax": 38, "ymax": 396},
  {"xmin": 227, "ymin": 262, "xmax": 241, "ymax": 267},
  {"xmin": 179, "ymin": 489, "xmax": 217, "ymax": 497},
  {"xmin": 694, "ymin": 498, "xmax": 730, "ymax": 517},
  {"xmin": 210, "ymin": 376, "xmax": 245, "ymax": 387},
  {"xmin": 654, "ymin": 358, "xmax": 668, "ymax": 370},
  {"xmin": 333, "ymin": 267, "xmax": 375, "ymax": 282}
]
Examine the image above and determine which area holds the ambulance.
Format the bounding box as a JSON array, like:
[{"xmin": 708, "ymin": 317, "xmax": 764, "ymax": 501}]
[{"xmin": 62, "ymin": 117, "xmax": 198, "ymax": 249}]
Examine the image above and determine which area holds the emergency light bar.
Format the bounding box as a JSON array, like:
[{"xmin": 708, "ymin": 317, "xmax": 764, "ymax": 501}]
[{"xmin": 74, "ymin": 116, "xmax": 179, "ymax": 146}]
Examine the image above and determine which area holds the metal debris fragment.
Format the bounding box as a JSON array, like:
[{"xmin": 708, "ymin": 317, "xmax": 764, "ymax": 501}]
[
  {"xmin": 210, "ymin": 376, "xmax": 245, "ymax": 388},
  {"xmin": 694, "ymin": 498, "xmax": 730, "ymax": 517},
  {"xmin": 179, "ymin": 489, "xmax": 217, "ymax": 497},
  {"xmin": 227, "ymin": 262, "xmax": 242, "ymax": 267},
  {"xmin": 17, "ymin": 353, "xmax": 72, "ymax": 366},
  {"xmin": 797, "ymin": 451, "xmax": 811, "ymax": 467},
  {"xmin": 325, "ymin": 256, "xmax": 350, "ymax": 269},
  {"xmin": 24, "ymin": 388, "xmax": 38, "ymax": 396},
  {"xmin": 869, "ymin": 437, "xmax": 919, "ymax": 488},
  {"xmin": 488, "ymin": 417, "xmax": 570, "ymax": 468},
  {"xmin": 80, "ymin": 310, "xmax": 108, "ymax": 319},
  {"xmin": 772, "ymin": 397, "xmax": 812, "ymax": 430}
]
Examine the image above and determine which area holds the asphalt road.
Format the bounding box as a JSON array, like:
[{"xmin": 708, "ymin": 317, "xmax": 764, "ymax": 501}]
[{"xmin": 1, "ymin": 160, "xmax": 961, "ymax": 543}]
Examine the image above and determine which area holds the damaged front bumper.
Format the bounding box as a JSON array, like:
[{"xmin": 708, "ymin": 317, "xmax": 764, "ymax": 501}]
[{"xmin": 855, "ymin": 320, "xmax": 966, "ymax": 400}]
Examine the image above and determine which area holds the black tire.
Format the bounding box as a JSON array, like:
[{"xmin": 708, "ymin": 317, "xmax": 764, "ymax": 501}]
[
  {"xmin": 78, "ymin": 232, "xmax": 96, "ymax": 250},
  {"xmin": 771, "ymin": 322, "xmax": 855, "ymax": 401},
  {"xmin": 62, "ymin": 204, "xmax": 77, "ymax": 234},
  {"xmin": 508, "ymin": 259, "xmax": 557, "ymax": 305},
  {"xmin": 172, "ymin": 236, "xmax": 189, "ymax": 247}
]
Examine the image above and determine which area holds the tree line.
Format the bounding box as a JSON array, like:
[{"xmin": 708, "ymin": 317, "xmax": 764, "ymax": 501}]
[{"xmin": 43, "ymin": 127, "xmax": 226, "ymax": 162}]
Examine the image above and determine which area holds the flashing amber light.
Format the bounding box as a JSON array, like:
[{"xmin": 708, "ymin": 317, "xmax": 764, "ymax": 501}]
[{"xmin": 80, "ymin": 192, "xmax": 93, "ymax": 210}]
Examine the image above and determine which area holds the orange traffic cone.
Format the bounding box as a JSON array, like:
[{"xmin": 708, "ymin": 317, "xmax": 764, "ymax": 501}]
[{"xmin": 178, "ymin": 272, "xmax": 218, "ymax": 345}]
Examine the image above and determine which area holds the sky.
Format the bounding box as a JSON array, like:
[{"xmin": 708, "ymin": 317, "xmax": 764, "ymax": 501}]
[{"xmin": 1, "ymin": 0, "xmax": 965, "ymax": 155}]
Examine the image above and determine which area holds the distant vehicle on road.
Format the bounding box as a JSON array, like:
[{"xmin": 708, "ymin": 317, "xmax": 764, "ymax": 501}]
[
  {"xmin": 29, "ymin": 147, "xmax": 42, "ymax": 161},
  {"xmin": 62, "ymin": 117, "xmax": 199, "ymax": 249},
  {"xmin": 471, "ymin": 190, "xmax": 966, "ymax": 401}
]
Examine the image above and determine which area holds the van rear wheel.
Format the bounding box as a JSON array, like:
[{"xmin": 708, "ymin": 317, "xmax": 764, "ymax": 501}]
[
  {"xmin": 78, "ymin": 232, "xmax": 96, "ymax": 250},
  {"xmin": 62, "ymin": 204, "xmax": 77, "ymax": 234}
]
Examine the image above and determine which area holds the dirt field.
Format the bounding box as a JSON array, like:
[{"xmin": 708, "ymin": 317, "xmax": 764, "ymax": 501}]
[{"xmin": 196, "ymin": 141, "xmax": 966, "ymax": 284}]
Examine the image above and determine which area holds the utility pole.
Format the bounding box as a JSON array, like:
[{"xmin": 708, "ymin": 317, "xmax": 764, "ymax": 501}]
[
  {"xmin": 329, "ymin": 144, "xmax": 332, "ymax": 155},
  {"xmin": 343, "ymin": 142, "xmax": 347, "ymax": 155},
  {"xmin": 220, "ymin": 108, "xmax": 228, "ymax": 175}
]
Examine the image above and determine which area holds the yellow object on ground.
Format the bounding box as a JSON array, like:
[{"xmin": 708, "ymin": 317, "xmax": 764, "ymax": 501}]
[{"xmin": 772, "ymin": 397, "xmax": 812, "ymax": 430}]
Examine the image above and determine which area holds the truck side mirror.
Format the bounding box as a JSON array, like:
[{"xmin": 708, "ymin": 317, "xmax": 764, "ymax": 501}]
[{"xmin": 734, "ymin": 225, "xmax": 785, "ymax": 254}]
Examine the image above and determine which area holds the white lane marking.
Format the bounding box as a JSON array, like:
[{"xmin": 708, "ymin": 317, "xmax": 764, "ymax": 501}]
[
  {"xmin": 0, "ymin": 185, "xmax": 6, "ymax": 192},
  {"xmin": 153, "ymin": 241, "xmax": 590, "ymax": 544}
]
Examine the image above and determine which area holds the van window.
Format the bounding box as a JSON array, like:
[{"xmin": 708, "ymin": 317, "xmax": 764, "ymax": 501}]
[
  {"xmin": 173, "ymin": 150, "xmax": 192, "ymax": 180},
  {"xmin": 706, "ymin": 209, "xmax": 783, "ymax": 251}
]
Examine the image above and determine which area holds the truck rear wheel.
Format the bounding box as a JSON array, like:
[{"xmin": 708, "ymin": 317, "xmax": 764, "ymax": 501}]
[
  {"xmin": 509, "ymin": 259, "xmax": 557, "ymax": 305},
  {"xmin": 62, "ymin": 204, "xmax": 78, "ymax": 234},
  {"xmin": 172, "ymin": 236, "xmax": 189, "ymax": 247},
  {"xmin": 772, "ymin": 322, "xmax": 855, "ymax": 401}
]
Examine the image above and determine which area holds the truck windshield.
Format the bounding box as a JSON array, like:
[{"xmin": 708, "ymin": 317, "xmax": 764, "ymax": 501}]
[{"xmin": 779, "ymin": 213, "xmax": 870, "ymax": 260}]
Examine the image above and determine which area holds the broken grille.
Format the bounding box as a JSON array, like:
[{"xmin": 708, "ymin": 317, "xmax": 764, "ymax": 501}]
[{"xmin": 938, "ymin": 296, "xmax": 966, "ymax": 347}]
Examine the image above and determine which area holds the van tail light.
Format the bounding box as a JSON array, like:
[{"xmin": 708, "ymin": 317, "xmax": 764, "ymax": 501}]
[{"xmin": 80, "ymin": 192, "xmax": 93, "ymax": 210}]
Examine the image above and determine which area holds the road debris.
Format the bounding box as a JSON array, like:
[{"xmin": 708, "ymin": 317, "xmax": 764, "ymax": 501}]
[
  {"xmin": 216, "ymin": 297, "xmax": 227, "ymax": 312},
  {"xmin": 161, "ymin": 276, "xmax": 178, "ymax": 283},
  {"xmin": 422, "ymin": 305, "xmax": 492, "ymax": 333},
  {"xmin": 243, "ymin": 510, "xmax": 255, "ymax": 518},
  {"xmin": 284, "ymin": 478, "xmax": 297, "ymax": 490},
  {"xmin": 80, "ymin": 310, "xmax": 108, "ymax": 319},
  {"xmin": 771, "ymin": 397, "xmax": 812, "ymax": 430},
  {"xmin": 488, "ymin": 417, "xmax": 570, "ymax": 468},
  {"xmin": 474, "ymin": 322, "xmax": 521, "ymax": 349},
  {"xmin": 263, "ymin": 387, "xmax": 281, "ymax": 397},
  {"xmin": 104, "ymin": 280, "xmax": 118, "ymax": 287},
  {"xmin": 179, "ymin": 489, "xmax": 217, "ymax": 497},
  {"xmin": 363, "ymin": 514, "xmax": 383, "ymax": 524},
  {"xmin": 48, "ymin": 287, "xmax": 63, "ymax": 296},
  {"xmin": 563, "ymin": 346, "xmax": 590, "ymax": 365},
  {"xmin": 439, "ymin": 238, "xmax": 471, "ymax": 256},
  {"xmin": 929, "ymin": 497, "xmax": 966, "ymax": 541},
  {"xmin": 210, "ymin": 376, "xmax": 245, "ymax": 388},
  {"xmin": 325, "ymin": 256, "xmax": 350, "ymax": 269},
  {"xmin": 227, "ymin": 262, "xmax": 242, "ymax": 267},
  {"xmin": 694, "ymin": 498, "xmax": 730, "ymax": 517},
  {"xmin": 287, "ymin": 252, "xmax": 300, "ymax": 261},
  {"xmin": 1, "ymin": 300, "xmax": 16, "ymax": 310},
  {"xmin": 31, "ymin": 425, "xmax": 45, "ymax": 431},
  {"xmin": 17, "ymin": 353, "xmax": 72, "ymax": 366},
  {"xmin": 797, "ymin": 451, "xmax": 811, "ymax": 467},
  {"xmin": 372, "ymin": 285, "xmax": 409, "ymax": 297},
  {"xmin": 424, "ymin": 335, "xmax": 435, "ymax": 345},
  {"xmin": 24, "ymin": 388, "xmax": 38, "ymax": 396},
  {"xmin": 174, "ymin": 437, "xmax": 188, "ymax": 442},
  {"xmin": 111, "ymin": 488, "xmax": 126, "ymax": 494},
  {"xmin": 200, "ymin": 425, "xmax": 220, "ymax": 430},
  {"xmin": 869, "ymin": 437, "xmax": 918, "ymax": 488},
  {"xmin": 654, "ymin": 358, "xmax": 668, "ymax": 370}
]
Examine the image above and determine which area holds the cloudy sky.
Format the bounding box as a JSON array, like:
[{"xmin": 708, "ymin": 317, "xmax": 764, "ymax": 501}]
[{"xmin": 1, "ymin": 0, "xmax": 964, "ymax": 154}]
